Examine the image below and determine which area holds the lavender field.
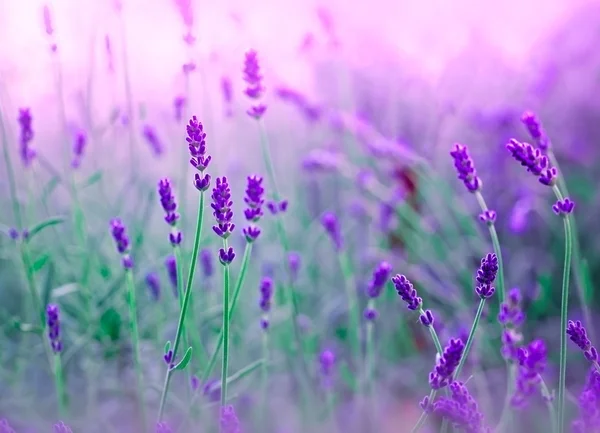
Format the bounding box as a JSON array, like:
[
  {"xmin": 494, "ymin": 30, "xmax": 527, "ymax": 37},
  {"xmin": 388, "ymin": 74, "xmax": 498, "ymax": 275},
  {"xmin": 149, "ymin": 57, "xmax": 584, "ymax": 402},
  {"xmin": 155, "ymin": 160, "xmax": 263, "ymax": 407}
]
[{"xmin": 2, "ymin": 0, "xmax": 600, "ymax": 432}]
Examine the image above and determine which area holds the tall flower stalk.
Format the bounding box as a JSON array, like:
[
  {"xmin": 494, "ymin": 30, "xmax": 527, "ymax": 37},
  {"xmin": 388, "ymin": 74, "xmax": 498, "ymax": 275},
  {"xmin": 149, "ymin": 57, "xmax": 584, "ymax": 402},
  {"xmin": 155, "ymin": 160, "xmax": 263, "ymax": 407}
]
[
  {"xmin": 157, "ymin": 116, "xmax": 211, "ymax": 422},
  {"xmin": 109, "ymin": 218, "xmax": 146, "ymax": 431},
  {"xmin": 211, "ymin": 176, "xmax": 236, "ymax": 411},
  {"xmin": 506, "ymin": 137, "xmax": 573, "ymax": 432}
]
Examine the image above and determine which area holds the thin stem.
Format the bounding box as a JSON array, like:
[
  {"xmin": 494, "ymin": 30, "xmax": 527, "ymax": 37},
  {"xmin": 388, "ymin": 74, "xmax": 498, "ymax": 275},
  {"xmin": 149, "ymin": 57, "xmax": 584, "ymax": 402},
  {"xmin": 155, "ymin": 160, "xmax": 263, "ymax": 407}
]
[
  {"xmin": 539, "ymin": 376, "xmax": 558, "ymax": 433},
  {"xmin": 474, "ymin": 191, "xmax": 505, "ymax": 304},
  {"xmin": 220, "ymin": 238, "xmax": 231, "ymax": 409},
  {"xmin": 420, "ymin": 308, "xmax": 444, "ymax": 355},
  {"xmin": 552, "ymin": 185, "xmax": 572, "ymax": 433},
  {"xmin": 454, "ymin": 298, "xmax": 486, "ymax": 380},
  {"xmin": 496, "ymin": 363, "xmax": 516, "ymax": 432},
  {"xmin": 0, "ymin": 102, "xmax": 23, "ymax": 229},
  {"xmin": 365, "ymin": 300, "xmax": 375, "ymax": 392},
  {"xmin": 174, "ymin": 245, "xmax": 192, "ymax": 398},
  {"xmin": 199, "ymin": 242, "xmax": 253, "ymax": 385},
  {"xmin": 125, "ymin": 269, "xmax": 147, "ymax": 432},
  {"xmin": 339, "ymin": 251, "xmax": 360, "ymax": 362},
  {"xmin": 53, "ymin": 354, "xmax": 67, "ymax": 418},
  {"xmin": 260, "ymin": 329, "xmax": 269, "ymax": 429},
  {"xmin": 157, "ymin": 191, "xmax": 205, "ymax": 421}
]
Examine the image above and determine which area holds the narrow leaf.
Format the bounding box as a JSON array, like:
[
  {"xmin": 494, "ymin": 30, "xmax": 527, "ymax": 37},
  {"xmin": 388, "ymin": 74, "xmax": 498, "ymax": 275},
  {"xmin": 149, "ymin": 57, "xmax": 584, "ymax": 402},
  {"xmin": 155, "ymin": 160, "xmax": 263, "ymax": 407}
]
[
  {"xmin": 581, "ymin": 259, "xmax": 593, "ymax": 304},
  {"xmin": 32, "ymin": 253, "xmax": 50, "ymax": 272},
  {"xmin": 41, "ymin": 176, "xmax": 60, "ymax": 203},
  {"xmin": 52, "ymin": 283, "xmax": 79, "ymax": 298},
  {"xmin": 79, "ymin": 170, "xmax": 103, "ymax": 189},
  {"xmin": 164, "ymin": 341, "xmax": 171, "ymax": 355},
  {"xmin": 27, "ymin": 217, "xmax": 65, "ymax": 241},
  {"xmin": 173, "ymin": 346, "xmax": 192, "ymax": 371},
  {"xmin": 211, "ymin": 359, "xmax": 265, "ymax": 390}
]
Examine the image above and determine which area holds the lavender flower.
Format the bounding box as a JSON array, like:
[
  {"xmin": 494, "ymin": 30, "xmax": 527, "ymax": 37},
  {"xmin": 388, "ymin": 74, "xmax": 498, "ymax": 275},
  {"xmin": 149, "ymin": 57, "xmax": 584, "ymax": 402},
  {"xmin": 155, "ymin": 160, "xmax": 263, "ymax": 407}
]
[
  {"xmin": 429, "ymin": 338, "xmax": 465, "ymax": 390},
  {"xmin": 156, "ymin": 422, "xmax": 173, "ymax": 433},
  {"xmin": 220, "ymin": 405, "xmax": 241, "ymax": 433},
  {"xmin": 145, "ymin": 272, "xmax": 161, "ymax": 301},
  {"xmin": 511, "ymin": 339, "xmax": 547, "ymax": 408},
  {"xmin": 478, "ymin": 210, "xmax": 496, "ymax": 225},
  {"xmin": 319, "ymin": 349, "xmax": 336, "ymax": 388},
  {"xmin": 450, "ymin": 143, "xmax": 481, "ymax": 192},
  {"xmin": 266, "ymin": 200, "xmax": 288, "ymax": 215},
  {"xmin": 506, "ymin": 138, "xmax": 557, "ymax": 186},
  {"xmin": 142, "ymin": 125, "xmax": 164, "ymax": 156},
  {"xmin": 242, "ymin": 175, "xmax": 265, "ymax": 243},
  {"xmin": 521, "ymin": 111, "xmax": 550, "ymax": 151},
  {"xmin": 8, "ymin": 228, "xmax": 19, "ymax": 240},
  {"xmin": 475, "ymin": 253, "xmax": 498, "ymax": 299},
  {"xmin": 392, "ymin": 274, "xmax": 422, "ymax": 311},
  {"xmin": 553, "ymin": 197, "xmax": 575, "ymax": 216},
  {"xmin": 0, "ymin": 419, "xmax": 15, "ymax": 433},
  {"xmin": 243, "ymin": 50, "xmax": 267, "ymax": 119},
  {"xmin": 158, "ymin": 178, "xmax": 182, "ymax": 245},
  {"xmin": 287, "ymin": 252, "xmax": 301, "ymax": 282},
  {"xmin": 42, "ymin": 5, "xmax": 57, "ymax": 52},
  {"xmin": 573, "ymin": 369, "xmax": 600, "ymax": 433},
  {"xmin": 46, "ymin": 304, "xmax": 62, "ymax": 353},
  {"xmin": 109, "ymin": 218, "xmax": 133, "ymax": 269},
  {"xmin": 187, "ymin": 116, "xmax": 211, "ymax": 191},
  {"xmin": 71, "ymin": 130, "xmax": 87, "ymax": 169},
  {"xmin": 567, "ymin": 320, "xmax": 599, "ymax": 363},
  {"xmin": 321, "ymin": 212, "xmax": 343, "ymax": 251},
  {"xmin": 174, "ymin": 96, "xmax": 186, "ymax": 122},
  {"xmin": 200, "ymin": 248, "xmax": 213, "ymax": 277},
  {"xmin": 259, "ymin": 277, "xmax": 274, "ymax": 329},
  {"xmin": 302, "ymin": 149, "xmax": 340, "ymax": 173},
  {"xmin": 433, "ymin": 381, "xmax": 489, "ymax": 433},
  {"xmin": 211, "ymin": 176, "xmax": 235, "ymax": 240},
  {"xmin": 53, "ymin": 421, "xmax": 72, "ymax": 433},
  {"xmin": 366, "ymin": 261, "xmax": 392, "ymax": 298},
  {"xmin": 219, "ymin": 247, "xmax": 235, "ymax": 266},
  {"xmin": 165, "ymin": 255, "xmax": 178, "ymax": 297},
  {"xmin": 18, "ymin": 108, "xmax": 35, "ymax": 166},
  {"xmin": 499, "ymin": 288, "xmax": 526, "ymax": 360}
]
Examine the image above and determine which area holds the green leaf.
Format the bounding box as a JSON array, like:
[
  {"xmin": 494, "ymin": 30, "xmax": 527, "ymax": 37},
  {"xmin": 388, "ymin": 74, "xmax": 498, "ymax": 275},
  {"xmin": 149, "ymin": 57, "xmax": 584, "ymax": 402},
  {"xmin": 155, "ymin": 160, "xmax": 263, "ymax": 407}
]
[
  {"xmin": 580, "ymin": 259, "xmax": 593, "ymax": 304},
  {"xmin": 164, "ymin": 340, "xmax": 171, "ymax": 355},
  {"xmin": 79, "ymin": 170, "xmax": 103, "ymax": 189},
  {"xmin": 32, "ymin": 253, "xmax": 50, "ymax": 272},
  {"xmin": 213, "ymin": 359, "xmax": 265, "ymax": 390},
  {"xmin": 173, "ymin": 346, "xmax": 192, "ymax": 371},
  {"xmin": 98, "ymin": 307, "xmax": 122, "ymax": 342},
  {"xmin": 338, "ymin": 361, "xmax": 358, "ymax": 391},
  {"xmin": 27, "ymin": 217, "xmax": 65, "ymax": 241},
  {"xmin": 41, "ymin": 176, "xmax": 60, "ymax": 203}
]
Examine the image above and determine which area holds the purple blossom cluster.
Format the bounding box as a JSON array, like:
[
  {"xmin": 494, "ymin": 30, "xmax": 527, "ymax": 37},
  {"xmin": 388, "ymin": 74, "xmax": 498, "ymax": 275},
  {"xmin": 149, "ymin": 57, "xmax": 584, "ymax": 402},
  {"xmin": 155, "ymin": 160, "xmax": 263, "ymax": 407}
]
[
  {"xmin": 158, "ymin": 178, "xmax": 183, "ymax": 246},
  {"xmin": 433, "ymin": 381, "xmax": 489, "ymax": 433},
  {"xmin": 475, "ymin": 253, "xmax": 498, "ymax": 299},
  {"xmin": 505, "ymin": 138, "xmax": 557, "ymax": 187},
  {"xmin": 18, "ymin": 108, "xmax": 35, "ymax": 167},
  {"xmin": 187, "ymin": 116, "xmax": 211, "ymax": 191},
  {"xmin": 258, "ymin": 277, "xmax": 274, "ymax": 330},
  {"xmin": 46, "ymin": 304, "xmax": 62, "ymax": 353},
  {"xmin": 243, "ymin": 50, "xmax": 267, "ymax": 119},
  {"xmin": 499, "ymin": 288, "xmax": 525, "ymax": 361},
  {"xmin": 573, "ymin": 369, "xmax": 600, "ymax": 433},
  {"xmin": 521, "ymin": 111, "xmax": 550, "ymax": 151},
  {"xmin": 450, "ymin": 143, "xmax": 481, "ymax": 193},
  {"xmin": 220, "ymin": 405, "xmax": 241, "ymax": 433},
  {"xmin": 511, "ymin": 339, "xmax": 548, "ymax": 408},
  {"xmin": 242, "ymin": 175, "xmax": 265, "ymax": 243},
  {"xmin": 110, "ymin": 218, "xmax": 133, "ymax": 269},
  {"xmin": 429, "ymin": 338, "xmax": 465, "ymax": 390},
  {"xmin": 567, "ymin": 320, "xmax": 599, "ymax": 364}
]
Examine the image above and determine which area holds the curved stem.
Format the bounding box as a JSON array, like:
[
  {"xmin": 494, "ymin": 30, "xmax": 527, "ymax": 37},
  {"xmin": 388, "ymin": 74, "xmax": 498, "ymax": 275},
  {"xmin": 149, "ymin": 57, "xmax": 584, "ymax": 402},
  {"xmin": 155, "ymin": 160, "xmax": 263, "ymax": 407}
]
[
  {"xmin": 125, "ymin": 269, "xmax": 147, "ymax": 432},
  {"xmin": 220, "ymin": 239, "xmax": 231, "ymax": 409},
  {"xmin": 552, "ymin": 185, "xmax": 572, "ymax": 433},
  {"xmin": 157, "ymin": 191, "xmax": 205, "ymax": 422},
  {"xmin": 454, "ymin": 298, "xmax": 486, "ymax": 380},
  {"xmin": 339, "ymin": 251, "xmax": 360, "ymax": 362},
  {"xmin": 199, "ymin": 242, "xmax": 253, "ymax": 385},
  {"xmin": 260, "ymin": 329, "xmax": 269, "ymax": 429}
]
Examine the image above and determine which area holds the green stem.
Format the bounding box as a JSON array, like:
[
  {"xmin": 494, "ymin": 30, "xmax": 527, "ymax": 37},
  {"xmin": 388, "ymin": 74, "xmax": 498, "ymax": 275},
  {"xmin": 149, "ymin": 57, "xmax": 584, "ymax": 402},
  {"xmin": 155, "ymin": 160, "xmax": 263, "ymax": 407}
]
[
  {"xmin": 552, "ymin": 185, "xmax": 572, "ymax": 433},
  {"xmin": 157, "ymin": 191, "xmax": 205, "ymax": 421},
  {"xmin": 454, "ymin": 298, "xmax": 486, "ymax": 380},
  {"xmin": 125, "ymin": 269, "xmax": 147, "ymax": 432},
  {"xmin": 539, "ymin": 376, "xmax": 558, "ymax": 433},
  {"xmin": 0, "ymin": 102, "xmax": 23, "ymax": 230},
  {"xmin": 53, "ymin": 354, "xmax": 67, "ymax": 418},
  {"xmin": 474, "ymin": 191, "xmax": 505, "ymax": 304},
  {"xmin": 199, "ymin": 242, "xmax": 253, "ymax": 386},
  {"xmin": 220, "ymin": 239, "xmax": 231, "ymax": 409},
  {"xmin": 174, "ymin": 244, "xmax": 192, "ymax": 398},
  {"xmin": 261, "ymin": 328, "xmax": 269, "ymax": 429},
  {"xmin": 338, "ymin": 251, "xmax": 360, "ymax": 362}
]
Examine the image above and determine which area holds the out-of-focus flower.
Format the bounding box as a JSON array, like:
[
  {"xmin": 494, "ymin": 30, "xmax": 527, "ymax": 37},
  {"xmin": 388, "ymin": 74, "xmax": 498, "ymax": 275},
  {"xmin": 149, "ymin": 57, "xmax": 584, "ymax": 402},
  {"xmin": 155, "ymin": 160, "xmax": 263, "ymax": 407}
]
[
  {"xmin": 573, "ymin": 368, "xmax": 600, "ymax": 433},
  {"xmin": 511, "ymin": 339, "xmax": 547, "ymax": 408},
  {"xmin": 18, "ymin": 108, "xmax": 35, "ymax": 167},
  {"xmin": 450, "ymin": 143, "xmax": 482, "ymax": 193},
  {"xmin": 433, "ymin": 381, "xmax": 489, "ymax": 432},
  {"xmin": 53, "ymin": 421, "xmax": 72, "ymax": 433},
  {"xmin": 142, "ymin": 125, "xmax": 164, "ymax": 156},
  {"xmin": 258, "ymin": 277, "xmax": 274, "ymax": 329},
  {"xmin": 243, "ymin": 50, "xmax": 267, "ymax": 119},
  {"xmin": 71, "ymin": 130, "xmax": 87, "ymax": 169},
  {"xmin": 521, "ymin": 111, "xmax": 550, "ymax": 151},
  {"xmin": 221, "ymin": 77, "xmax": 233, "ymax": 117},
  {"xmin": 321, "ymin": 212, "xmax": 343, "ymax": 251},
  {"xmin": 220, "ymin": 405, "xmax": 241, "ymax": 433},
  {"xmin": 158, "ymin": 178, "xmax": 182, "ymax": 246},
  {"xmin": 429, "ymin": 338, "xmax": 465, "ymax": 390},
  {"xmin": 165, "ymin": 255, "xmax": 178, "ymax": 297},
  {"xmin": 200, "ymin": 248, "xmax": 213, "ymax": 278},
  {"xmin": 110, "ymin": 218, "xmax": 133, "ymax": 269},
  {"xmin": 46, "ymin": 304, "xmax": 62, "ymax": 353},
  {"xmin": 174, "ymin": 96, "xmax": 186, "ymax": 122},
  {"xmin": 145, "ymin": 272, "xmax": 160, "ymax": 301}
]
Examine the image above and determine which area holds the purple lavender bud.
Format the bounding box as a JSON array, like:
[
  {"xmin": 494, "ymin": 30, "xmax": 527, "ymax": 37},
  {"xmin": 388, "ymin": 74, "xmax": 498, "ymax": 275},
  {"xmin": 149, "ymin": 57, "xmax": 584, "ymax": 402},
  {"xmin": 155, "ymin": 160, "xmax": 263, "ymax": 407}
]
[
  {"xmin": 174, "ymin": 96, "xmax": 186, "ymax": 122},
  {"xmin": 419, "ymin": 309, "xmax": 434, "ymax": 327},
  {"xmin": 363, "ymin": 307, "xmax": 378, "ymax": 321},
  {"xmin": 243, "ymin": 50, "xmax": 265, "ymax": 100},
  {"xmin": 391, "ymin": 274, "xmax": 423, "ymax": 311},
  {"xmin": 190, "ymin": 375, "xmax": 200, "ymax": 391},
  {"xmin": 321, "ymin": 212, "xmax": 343, "ymax": 251},
  {"xmin": 165, "ymin": 255, "xmax": 178, "ymax": 297},
  {"xmin": 187, "ymin": 116, "xmax": 211, "ymax": 190},
  {"xmin": 475, "ymin": 253, "xmax": 498, "ymax": 299},
  {"xmin": 259, "ymin": 277, "xmax": 274, "ymax": 312},
  {"xmin": 366, "ymin": 261, "xmax": 392, "ymax": 298},
  {"xmin": 53, "ymin": 422, "xmax": 72, "ymax": 433},
  {"xmin": 18, "ymin": 108, "xmax": 35, "ymax": 167},
  {"xmin": 0, "ymin": 419, "xmax": 15, "ymax": 433},
  {"xmin": 521, "ymin": 111, "xmax": 550, "ymax": 151},
  {"xmin": 320, "ymin": 349, "xmax": 335, "ymax": 376},
  {"xmin": 220, "ymin": 405, "xmax": 241, "ymax": 433},
  {"xmin": 511, "ymin": 339, "xmax": 547, "ymax": 408},
  {"xmin": 247, "ymin": 104, "xmax": 267, "ymax": 119},
  {"xmin": 8, "ymin": 228, "xmax": 19, "ymax": 240},
  {"xmin": 219, "ymin": 247, "xmax": 235, "ymax": 265},
  {"xmin": 145, "ymin": 272, "xmax": 161, "ymax": 301},
  {"xmin": 567, "ymin": 320, "xmax": 599, "ymax": 363},
  {"xmin": 433, "ymin": 381, "xmax": 488, "ymax": 432},
  {"xmin": 200, "ymin": 248, "xmax": 213, "ymax": 277},
  {"xmin": 110, "ymin": 219, "xmax": 133, "ymax": 268},
  {"xmin": 429, "ymin": 338, "xmax": 465, "ymax": 390},
  {"xmin": 156, "ymin": 422, "xmax": 173, "ymax": 433},
  {"xmin": 158, "ymin": 178, "xmax": 180, "ymax": 226},
  {"xmin": 211, "ymin": 177, "xmax": 235, "ymax": 239},
  {"xmin": 287, "ymin": 252, "xmax": 301, "ymax": 281},
  {"xmin": 46, "ymin": 304, "xmax": 62, "ymax": 353},
  {"xmin": 260, "ymin": 317, "xmax": 270, "ymax": 329},
  {"xmin": 279, "ymin": 199, "xmax": 288, "ymax": 212},
  {"xmin": 266, "ymin": 200, "xmax": 288, "ymax": 215},
  {"xmin": 449, "ymin": 143, "xmax": 481, "ymax": 192},
  {"xmin": 164, "ymin": 349, "xmax": 173, "ymax": 366},
  {"xmin": 242, "ymin": 175, "xmax": 265, "ymax": 243},
  {"xmin": 506, "ymin": 138, "xmax": 557, "ymax": 186},
  {"xmin": 552, "ymin": 197, "xmax": 575, "ymax": 216},
  {"xmin": 142, "ymin": 125, "xmax": 164, "ymax": 156},
  {"xmin": 242, "ymin": 226, "xmax": 261, "ymax": 243},
  {"xmin": 478, "ymin": 210, "xmax": 497, "ymax": 225},
  {"xmin": 71, "ymin": 129, "xmax": 87, "ymax": 169}
]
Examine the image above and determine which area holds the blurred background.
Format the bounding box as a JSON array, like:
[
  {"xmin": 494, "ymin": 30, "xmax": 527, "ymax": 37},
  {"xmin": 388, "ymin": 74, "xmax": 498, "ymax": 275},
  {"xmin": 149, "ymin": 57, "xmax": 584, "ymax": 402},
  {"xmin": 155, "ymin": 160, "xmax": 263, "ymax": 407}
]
[{"xmin": 1, "ymin": 0, "xmax": 600, "ymax": 431}]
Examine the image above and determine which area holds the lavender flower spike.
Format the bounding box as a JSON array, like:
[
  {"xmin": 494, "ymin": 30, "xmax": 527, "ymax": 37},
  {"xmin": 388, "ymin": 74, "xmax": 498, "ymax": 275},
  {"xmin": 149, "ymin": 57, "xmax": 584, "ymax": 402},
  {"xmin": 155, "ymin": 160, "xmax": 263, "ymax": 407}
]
[
  {"xmin": 18, "ymin": 108, "xmax": 36, "ymax": 166},
  {"xmin": 110, "ymin": 218, "xmax": 133, "ymax": 269},
  {"xmin": 158, "ymin": 178, "xmax": 183, "ymax": 246},
  {"xmin": 392, "ymin": 274, "xmax": 422, "ymax": 311},
  {"xmin": 321, "ymin": 212, "xmax": 343, "ymax": 251},
  {"xmin": 187, "ymin": 115, "xmax": 211, "ymax": 191},
  {"xmin": 242, "ymin": 175, "xmax": 265, "ymax": 243},
  {"xmin": 475, "ymin": 253, "xmax": 498, "ymax": 299},
  {"xmin": 211, "ymin": 176, "xmax": 235, "ymax": 240},
  {"xmin": 259, "ymin": 276, "xmax": 274, "ymax": 329},
  {"xmin": 243, "ymin": 50, "xmax": 267, "ymax": 119},
  {"xmin": 429, "ymin": 338, "xmax": 465, "ymax": 390},
  {"xmin": 572, "ymin": 369, "xmax": 600, "ymax": 433},
  {"xmin": 433, "ymin": 381, "xmax": 488, "ymax": 432},
  {"xmin": 567, "ymin": 320, "xmax": 599, "ymax": 364},
  {"xmin": 71, "ymin": 129, "xmax": 87, "ymax": 169},
  {"xmin": 511, "ymin": 339, "xmax": 548, "ymax": 408},
  {"xmin": 46, "ymin": 304, "xmax": 63, "ymax": 353},
  {"xmin": 53, "ymin": 421, "xmax": 73, "ymax": 433},
  {"xmin": 450, "ymin": 143, "xmax": 481, "ymax": 192},
  {"xmin": 521, "ymin": 111, "xmax": 550, "ymax": 151},
  {"xmin": 220, "ymin": 405, "xmax": 241, "ymax": 433},
  {"xmin": 506, "ymin": 138, "xmax": 557, "ymax": 187}
]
